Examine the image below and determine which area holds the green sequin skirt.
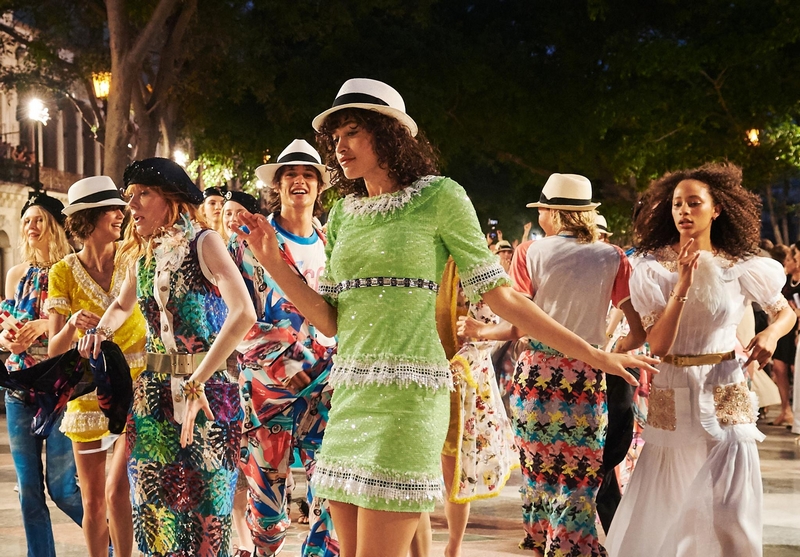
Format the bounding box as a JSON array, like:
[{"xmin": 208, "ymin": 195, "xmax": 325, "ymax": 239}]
[{"xmin": 312, "ymin": 382, "xmax": 449, "ymax": 512}]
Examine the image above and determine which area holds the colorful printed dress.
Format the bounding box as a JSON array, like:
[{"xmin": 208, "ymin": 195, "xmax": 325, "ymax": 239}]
[
  {"xmin": 605, "ymin": 250, "xmax": 787, "ymax": 557},
  {"xmin": 128, "ymin": 218, "xmax": 241, "ymax": 557},
  {"xmin": 2, "ymin": 265, "xmax": 84, "ymax": 557},
  {"xmin": 446, "ymin": 300, "xmax": 519, "ymax": 503},
  {"xmin": 47, "ymin": 250, "xmax": 146, "ymax": 442},
  {"xmin": 509, "ymin": 235, "xmax": 632, "ymax": 557},
  {"xmin": 230, "ymin": 216, "xmax": 337, "ymax": 557},
  {"xmin": 2, "ymin": 266, "xmax": 51, "ymax": 372},
  {"xmin": 314, "ymin": 175, "xmax": 509, "ymax": 513}
]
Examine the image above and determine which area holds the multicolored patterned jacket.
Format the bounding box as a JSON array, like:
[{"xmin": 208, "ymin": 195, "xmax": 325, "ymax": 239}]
[{"xmin": 228, "ymin": 218, "xmax": 335, "ymax": 432}]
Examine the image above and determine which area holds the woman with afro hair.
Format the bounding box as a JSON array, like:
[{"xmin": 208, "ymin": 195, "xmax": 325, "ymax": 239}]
[{"xmin": 606, "ymin": 162, "xmax": 796, "ymax": 557}]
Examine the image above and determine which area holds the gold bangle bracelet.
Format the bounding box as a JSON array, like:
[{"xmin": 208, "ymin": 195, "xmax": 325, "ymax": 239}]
[
  {"xmin": 182, "ymin": 379, "xmax": 206, "ymax": 401},
  {"xmin": 670, "ymin": 290, "xmax": 688, "ymax": 303}
]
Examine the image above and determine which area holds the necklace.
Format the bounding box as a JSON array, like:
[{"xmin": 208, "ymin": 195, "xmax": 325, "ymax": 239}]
[
  {"xmin": 32, "ymin": 259, "xmax": 56, "ymax": 269},
  {"xmin": 791, "ymin": 276, "xmax": 800, "ymax": 288}
]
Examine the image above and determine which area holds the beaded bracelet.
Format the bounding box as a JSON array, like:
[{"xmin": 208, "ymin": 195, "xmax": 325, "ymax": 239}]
[
  {"xmin": 182, "ymin": 379, "xmax": 206, "ymax": 401},
  {"xmin": 85, "ymin": 326, "xmax": 115, "ymax": 341},
  {"xmin": 670, "ymin": 290, "xmax": 688, "ymax": 303}
]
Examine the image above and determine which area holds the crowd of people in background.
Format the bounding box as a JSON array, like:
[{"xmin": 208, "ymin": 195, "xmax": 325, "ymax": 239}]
[
  {"xmin": 0, "ymin": 78, "xmax": 796, "ymax": 557},
  {"xmin": 0, "ymin": 140, "xmax": 36, "ymax": 164}
]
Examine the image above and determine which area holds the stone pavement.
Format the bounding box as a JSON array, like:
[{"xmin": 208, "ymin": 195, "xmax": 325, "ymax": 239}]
[{"xmin": 0, "ymin": 416, "xmax": 797, "ymax": 556}]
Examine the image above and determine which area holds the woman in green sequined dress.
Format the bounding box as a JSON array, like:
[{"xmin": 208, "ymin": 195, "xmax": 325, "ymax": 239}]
[{"xmin": 238, "ymin": 78, "xmax": 657, "ymax": 557}]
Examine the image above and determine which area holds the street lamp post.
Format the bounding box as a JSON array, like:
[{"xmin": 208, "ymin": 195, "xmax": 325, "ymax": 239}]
[
  {"xmin": 27, "ymin": 98, "xmax": 50, "ymax": 187},
  {"xmin": 91, "ymin": 72, "xmax": 111, "ymax": 101}
]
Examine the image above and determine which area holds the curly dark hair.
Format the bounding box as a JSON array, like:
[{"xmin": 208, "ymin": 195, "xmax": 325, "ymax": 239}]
[
  {"xmin": 635, "ymin": 162, "xmax": 761, "ymax": 259},
  {"xmin": 265, "ymin": 165, "xmax": 325, "ymax": 217},
  {"xmin": 66, "ymin": 206, "xmax": 128, "ymax": 241},
  {"xmin": 315, "ymin": 108, "xmax": 439, "ymax": 196}
]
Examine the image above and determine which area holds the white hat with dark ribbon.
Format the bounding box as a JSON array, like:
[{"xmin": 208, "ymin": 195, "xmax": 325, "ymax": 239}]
[
  {"xmin": 255, "ymin": 139, "xmax": 331, "ymax": 192},
  {"xmin": 595, "ymin": 214, "xmax": 613, "ymax": 236},
  {"xmin": 312, "ymin": 78, "xmax": 418, "ymax": 137},
  {"xmin": 62, "ymin": 176, "xmax": 127, "ymax": 216},
  {"xmin": 526, "ymin": 173, "xmax": 600, "ymax": 211}
]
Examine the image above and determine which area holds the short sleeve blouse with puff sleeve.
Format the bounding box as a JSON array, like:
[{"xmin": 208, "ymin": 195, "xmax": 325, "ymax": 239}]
[
  {"xmin": 630, "ymin": 249, "xmax": 788, "ymax": 355},
  {"xmin": 736, "ymin": 255, "xmax": 789, "ymax": 318}
]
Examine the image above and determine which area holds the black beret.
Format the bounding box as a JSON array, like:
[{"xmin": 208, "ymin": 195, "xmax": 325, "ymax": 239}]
[
  {"xmin": 21, "ymin": 190, "xmax": 66, "ymax": 226},
  {"xmin": 224, "ymin": 190, "xmax": 260, "ymax": 215},
  {"xmin": 123, "ymin": 158, "xmax": 203, "ymax": 205}
]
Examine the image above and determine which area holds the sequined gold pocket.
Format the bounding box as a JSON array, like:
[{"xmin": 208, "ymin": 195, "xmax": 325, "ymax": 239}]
[
  {"xmin": 648, "ymin": 386, "xmax": 677, "ymax": 431},
  {"xmin": 713, "ymin": 381, "xmax": 754, "ymax": 426}
]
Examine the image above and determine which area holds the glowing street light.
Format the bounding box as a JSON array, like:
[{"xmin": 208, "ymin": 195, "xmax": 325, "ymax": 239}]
[
  {"xmin": 27, "ymin": 98, "xmax": 50, "ymax": 125},
  {"xmin": 173, "ymin": 149, "xmax": 188, "ymax": 167},
  {"xmin": 746, "ymin": 129, "xmax": 760, "ymax": 146},
  {"xmin": 92, "ymin": 72, "xmax": 111, "ymax": 100},
  {"xmin": 27, "ymin": 98, "xmax": 50, "ymax": 187}
]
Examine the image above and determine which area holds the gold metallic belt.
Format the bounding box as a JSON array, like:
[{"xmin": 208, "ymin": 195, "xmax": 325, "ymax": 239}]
[
  {"xmin": 146, "ymin": 352, "xmax": 226, "ymax": 376},
  {"xmin": 661, "ymin": 350, "xmax": 735, "ymax": 367}
]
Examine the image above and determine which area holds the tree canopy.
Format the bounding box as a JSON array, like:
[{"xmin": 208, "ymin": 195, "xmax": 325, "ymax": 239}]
[{"xmin": 4, "ymin": 0, "xmax": 800, "ymax": 240}]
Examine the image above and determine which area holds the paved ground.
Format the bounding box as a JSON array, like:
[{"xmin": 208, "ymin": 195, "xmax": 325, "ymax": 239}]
[{"xmin": 0, "ymin": 416, "xmax": 797, "ymax": 556}]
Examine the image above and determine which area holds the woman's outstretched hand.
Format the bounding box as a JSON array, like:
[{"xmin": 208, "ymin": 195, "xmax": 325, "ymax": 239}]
[
  {"xmin": 594, "ymin": 350, "xmax": 660, "ymax": 386},
  {"xmin": 235, "ymin": 212, "xmax": 282, "ymax": 270}
]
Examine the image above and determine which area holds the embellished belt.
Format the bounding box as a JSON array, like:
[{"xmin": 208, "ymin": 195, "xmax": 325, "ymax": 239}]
[
  {"xmin": 146, "ymin": 352, "xmax": 226, "ymax": 376},
  {"xmin": 329, "ymin": 276, "xmax": 439, "ymax": 295},
  {"xmin": 661, "ymin": 350, "xmax": 735, "ymax": 367}
]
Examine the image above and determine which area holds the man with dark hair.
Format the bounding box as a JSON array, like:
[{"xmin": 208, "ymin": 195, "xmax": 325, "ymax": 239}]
[{"xmin": 229, "ymin": 139, "xmax": 337, "ymax": 557}]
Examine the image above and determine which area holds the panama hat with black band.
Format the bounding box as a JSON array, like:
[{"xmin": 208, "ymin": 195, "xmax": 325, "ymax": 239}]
[
  {"xmin": 526, "ymin": 173, "xmax": 600, "ymax": 211},
  {"xmin": 123, "ymin": 157, "xmax": 204, "ymax": 205},
  {"xmin": 312, "ymin": 78, "xmax": 419, "ymax": 137},
  {"xmin": 595, "ymin": 214, "xmax": 613, "ymax": 236},
  {"xmin": 255, "ymin": 139, "xmax": 331, "ymax": 192},
  {"xmin": 62, "ymin": 176, "xmax": 128, "ymax": 216},
  {"xmin": 494, "ymin": 240, "xmax": 514, "ymax": 253}
]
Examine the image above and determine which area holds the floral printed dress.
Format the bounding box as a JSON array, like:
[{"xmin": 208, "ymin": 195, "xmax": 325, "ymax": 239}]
[
  {"xmin": 1, "ymin": 266, "xmax": 50, "ymax": 372},
  {"xmin": 128, "ymin": 216, "xmax": 241, "ymax": 557},
  {"xmin": 447, "ymin": 301, "xmax": 519, "ymax": 503}
]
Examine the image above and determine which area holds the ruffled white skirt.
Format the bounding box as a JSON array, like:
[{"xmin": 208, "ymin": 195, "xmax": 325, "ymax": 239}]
[{"xmin": 606, "ymin": 361, "xmax": 764, "ymax": 557}]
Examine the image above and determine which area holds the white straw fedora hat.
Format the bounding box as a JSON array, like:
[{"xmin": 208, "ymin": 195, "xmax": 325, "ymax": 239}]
[
  {"xmin": 526, "ymin": 173, "xmax": 600, "ymax": 211},
  {"xmin": 255, "ymin": 139, "xmax": 331, "ymax": 192},
  {"xmin": 595, "ymin": 213, "xmax": 613, "ymax": 236},
  {"xmin": 62, "ymin": 176, "xmax": 127, "ymax": 216},
  {"xmin": 312, "ymin": 78, "xmax": 418, "ymax": 137}
]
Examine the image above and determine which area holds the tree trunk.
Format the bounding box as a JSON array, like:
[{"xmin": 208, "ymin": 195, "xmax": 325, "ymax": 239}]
[
  {"xmin": 103, "ymin": 64, "xmax": 135, "ymax": 185},
  {"xmin": 132, "ymin": 87, "xmax": 161, "ymax": 159},
  {"xmin": 104, "ymin": 0, "xmax": 181, "ymax": 183}
]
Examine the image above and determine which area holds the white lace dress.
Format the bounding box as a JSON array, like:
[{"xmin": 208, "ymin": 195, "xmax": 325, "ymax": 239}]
[{"xmin": 605, "ymin": 249, "xmax": 788, "ymax": 557}]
